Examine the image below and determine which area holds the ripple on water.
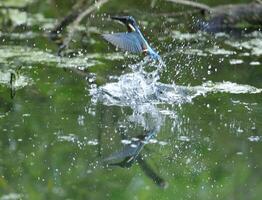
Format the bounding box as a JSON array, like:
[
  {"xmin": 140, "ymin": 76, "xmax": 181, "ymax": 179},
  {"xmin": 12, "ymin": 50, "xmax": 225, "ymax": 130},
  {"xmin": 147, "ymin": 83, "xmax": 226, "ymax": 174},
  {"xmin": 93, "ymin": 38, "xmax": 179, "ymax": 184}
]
[
  {"xmin": 57, "ymin": 134, "xmax": 78, "ymax": 143},
  {"xmin": 248, "ymin": 136, "xmax": 261, "ymax": 142},
  {"xmin": 225, "ymin": 38, "xmax": 262, "ymax": 56},
  {"xmin": 0, "ymin": 71, "xmax": 32, "ymax": 89},
  {"xmin": 200, "ymin": 81, "xmax": 262, "ymax": 94},
  {"xmin": 0, "ymin": 45, "xmax": 103, "ymax": 69},
  {"xmin": 57, "ymin": 133, "xmax": 99, "ymax": 148},
  {"xmin": 0, "ymin": 7, "xmax": 54, "ymax": 28},
  {"xmin": 87, "ymin": 139, "xmax": 99, "ymax": 146},
  {"xmin": 172, "ymin": 31, "xmax": 206, "ymax": 41},
  {"xmin": 182, "ymin": 49, "xmax": 208, "ymax": 57},
  {"xmin": 249, "ymin": 61, "xmax": 261, "ymax": 66},
  {"xmin": 207, "ymin": 46, "xmax": 235, "ymax": 55},
  {"xmin": 229, "ymin": 59, "xmax": 243, "ymax": 65},
  {"xmin": 0, "ymin": 193, "xmax": 22, "ymax": 200},
  {"xmin": 178, "ymin": 136, "xmax": 190, "ymax": 142}
]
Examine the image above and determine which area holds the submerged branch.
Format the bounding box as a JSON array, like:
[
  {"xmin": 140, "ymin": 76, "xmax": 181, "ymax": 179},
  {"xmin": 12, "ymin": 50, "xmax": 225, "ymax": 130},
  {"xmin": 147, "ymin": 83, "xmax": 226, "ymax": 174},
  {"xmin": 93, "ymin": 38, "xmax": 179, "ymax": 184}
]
[{"xmin": 10, "ymin": 72, "xmax": 16, "ymax": 99}]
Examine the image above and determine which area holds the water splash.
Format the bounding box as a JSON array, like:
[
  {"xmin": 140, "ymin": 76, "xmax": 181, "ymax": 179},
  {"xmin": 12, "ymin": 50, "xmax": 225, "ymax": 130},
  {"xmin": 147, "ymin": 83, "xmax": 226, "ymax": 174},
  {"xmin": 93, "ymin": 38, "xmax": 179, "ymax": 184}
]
[
  {"xmin": 91, "ymin": 78, "xmax": 262, "ymax": 107},
  {"xmin": 91, "ymin": 54, "xmax": 262, "ymax": 167}
]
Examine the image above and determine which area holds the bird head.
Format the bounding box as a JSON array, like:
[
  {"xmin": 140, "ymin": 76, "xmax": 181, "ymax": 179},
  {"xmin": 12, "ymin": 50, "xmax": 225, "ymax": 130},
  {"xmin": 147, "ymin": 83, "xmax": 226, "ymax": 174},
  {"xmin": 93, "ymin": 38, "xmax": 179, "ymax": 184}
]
[{"xmin": 111, "ymin": 16, "xmax": 137, "ymax": 32}]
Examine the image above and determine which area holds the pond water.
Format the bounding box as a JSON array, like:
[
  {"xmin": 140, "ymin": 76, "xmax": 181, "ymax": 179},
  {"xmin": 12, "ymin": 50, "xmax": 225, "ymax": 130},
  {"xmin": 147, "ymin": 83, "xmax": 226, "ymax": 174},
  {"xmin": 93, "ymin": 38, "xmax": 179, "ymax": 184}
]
[{"xmin": 0, "ymin": 0, "xmax": 262, "ymax": 199}]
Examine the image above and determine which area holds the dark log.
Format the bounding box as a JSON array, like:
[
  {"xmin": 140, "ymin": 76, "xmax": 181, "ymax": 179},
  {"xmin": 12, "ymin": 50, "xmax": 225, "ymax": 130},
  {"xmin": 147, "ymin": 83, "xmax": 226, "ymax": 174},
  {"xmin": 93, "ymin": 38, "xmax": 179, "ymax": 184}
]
[
  {"xmin": 167, "ymin": 0, "xmax": 262, "ymax": 31},
  {"xmin": 209, "ymin": 2, "xmax": 262, "ymax": 26}
]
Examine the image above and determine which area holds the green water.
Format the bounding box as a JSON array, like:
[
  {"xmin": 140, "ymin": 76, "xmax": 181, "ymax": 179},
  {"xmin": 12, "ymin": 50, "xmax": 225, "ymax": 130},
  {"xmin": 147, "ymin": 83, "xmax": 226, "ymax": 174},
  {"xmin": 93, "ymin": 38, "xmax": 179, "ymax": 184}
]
[{"xmin": 0, "ymin": 0, "xmax": 262, "ymax": 199}]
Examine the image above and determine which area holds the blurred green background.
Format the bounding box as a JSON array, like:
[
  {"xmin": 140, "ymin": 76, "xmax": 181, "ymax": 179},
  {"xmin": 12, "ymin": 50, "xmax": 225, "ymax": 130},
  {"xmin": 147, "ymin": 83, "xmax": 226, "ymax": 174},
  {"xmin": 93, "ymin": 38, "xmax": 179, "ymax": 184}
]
[{"xmin": 0, "ymin": 0, "xmax": 262, "ymax": 199}]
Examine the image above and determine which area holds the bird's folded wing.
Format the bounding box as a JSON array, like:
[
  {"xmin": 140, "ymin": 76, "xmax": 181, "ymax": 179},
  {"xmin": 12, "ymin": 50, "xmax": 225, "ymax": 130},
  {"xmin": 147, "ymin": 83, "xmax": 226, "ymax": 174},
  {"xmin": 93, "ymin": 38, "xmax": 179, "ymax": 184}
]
[{"xmin": 102, "ymin": 32, "xmax": 143, "ymax": 53}]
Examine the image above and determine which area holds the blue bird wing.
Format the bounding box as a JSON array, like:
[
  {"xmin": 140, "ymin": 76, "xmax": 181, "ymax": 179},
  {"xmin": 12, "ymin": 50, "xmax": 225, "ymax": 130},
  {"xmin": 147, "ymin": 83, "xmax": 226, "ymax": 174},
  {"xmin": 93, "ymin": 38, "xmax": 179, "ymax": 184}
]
[{"xmin": 102, "ymin": 32, "xmax": 144, "ymax": 53}]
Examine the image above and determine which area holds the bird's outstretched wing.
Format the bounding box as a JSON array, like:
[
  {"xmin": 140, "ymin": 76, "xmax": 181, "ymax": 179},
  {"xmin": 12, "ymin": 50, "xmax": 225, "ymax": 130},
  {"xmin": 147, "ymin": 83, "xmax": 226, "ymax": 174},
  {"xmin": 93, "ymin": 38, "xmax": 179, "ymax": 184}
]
[{"xmin": 102, "ymin": 32, "xmax": 144, "ymax": 53}]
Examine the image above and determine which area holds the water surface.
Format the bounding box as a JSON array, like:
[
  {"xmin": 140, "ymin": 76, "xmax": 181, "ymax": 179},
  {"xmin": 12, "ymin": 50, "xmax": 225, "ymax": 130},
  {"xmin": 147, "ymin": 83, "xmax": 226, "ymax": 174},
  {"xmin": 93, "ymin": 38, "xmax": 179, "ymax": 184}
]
[{"xmin": 0, "ymin": 0, "xmax": 262, "ymax": 199}]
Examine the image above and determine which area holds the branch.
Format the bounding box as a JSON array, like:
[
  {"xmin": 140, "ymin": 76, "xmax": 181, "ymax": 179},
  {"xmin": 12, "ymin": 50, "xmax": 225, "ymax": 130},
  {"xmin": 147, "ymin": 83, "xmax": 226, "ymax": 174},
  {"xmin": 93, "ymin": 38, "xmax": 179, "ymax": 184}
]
[
  {"xmin": 166, "ymin": 0, "xmax": 212, "ymax": 12},
  {"xmin": 72, "ymin": 0, "xmax": 109, "ymax": 26},
  {"xmin": 51, "ymin": 0, "xmax": 109, "ymax": 55}
]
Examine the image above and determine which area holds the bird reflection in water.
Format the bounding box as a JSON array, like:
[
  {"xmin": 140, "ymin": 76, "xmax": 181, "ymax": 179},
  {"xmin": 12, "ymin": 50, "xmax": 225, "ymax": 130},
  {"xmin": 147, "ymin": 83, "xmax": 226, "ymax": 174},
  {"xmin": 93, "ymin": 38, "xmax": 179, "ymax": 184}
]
[{"xmin": 101, "ymin": 103, "xmax": 168, "ymax": 188}]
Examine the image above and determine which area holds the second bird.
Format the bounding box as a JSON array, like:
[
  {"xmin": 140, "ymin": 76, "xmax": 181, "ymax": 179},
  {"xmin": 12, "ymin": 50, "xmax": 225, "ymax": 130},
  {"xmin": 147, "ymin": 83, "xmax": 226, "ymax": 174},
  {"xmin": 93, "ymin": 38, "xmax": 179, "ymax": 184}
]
[{"xmin": 102, "ymin": 16, "xmax": 161, "ymax": 61}]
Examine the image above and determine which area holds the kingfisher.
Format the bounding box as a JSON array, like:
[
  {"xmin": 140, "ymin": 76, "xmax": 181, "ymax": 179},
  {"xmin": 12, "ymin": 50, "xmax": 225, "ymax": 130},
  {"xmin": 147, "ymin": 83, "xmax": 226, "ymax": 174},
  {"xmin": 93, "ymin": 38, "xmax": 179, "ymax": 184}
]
[{"xmin": 102, "ymin": 16, "xmax": 162, "ymax": 61}]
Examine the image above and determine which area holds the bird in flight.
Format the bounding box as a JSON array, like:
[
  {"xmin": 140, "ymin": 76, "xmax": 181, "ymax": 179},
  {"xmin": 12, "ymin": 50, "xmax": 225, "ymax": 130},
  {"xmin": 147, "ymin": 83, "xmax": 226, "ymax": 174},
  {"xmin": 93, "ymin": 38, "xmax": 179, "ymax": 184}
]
[{"xmin": 102, "ymin": 16, "xmax": 162, "ymax": 61}]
